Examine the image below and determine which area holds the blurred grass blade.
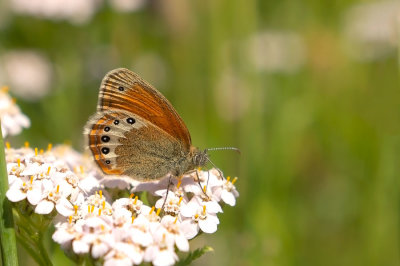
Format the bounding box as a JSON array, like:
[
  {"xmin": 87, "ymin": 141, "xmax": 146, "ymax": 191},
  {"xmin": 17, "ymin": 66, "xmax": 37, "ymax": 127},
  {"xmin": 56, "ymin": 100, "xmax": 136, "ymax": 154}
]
[{"xmin": 0, "ymin": 123, "xmax": 18, "ymax": 266}]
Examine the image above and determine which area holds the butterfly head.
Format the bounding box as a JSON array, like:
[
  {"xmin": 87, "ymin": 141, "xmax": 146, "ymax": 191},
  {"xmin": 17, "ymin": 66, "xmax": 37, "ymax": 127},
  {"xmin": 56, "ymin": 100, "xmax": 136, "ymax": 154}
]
[{"xmin": 190, "ymin": 147, "xmax": 208, "ymax": 168}]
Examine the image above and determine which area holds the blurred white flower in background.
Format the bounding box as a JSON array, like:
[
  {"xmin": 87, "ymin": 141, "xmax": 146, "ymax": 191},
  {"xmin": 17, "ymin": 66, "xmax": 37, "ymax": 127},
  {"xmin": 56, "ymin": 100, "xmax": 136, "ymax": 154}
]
[
  {"xmin": 7, "ymin": 0, "xmax": 146, "ymax": 24},
  {"xmin": 0, "ymin": 50, "xmax": 53, "ymax": 101},
  {"xmin": 342, "ymin": 0, "xmax": 400, "ymax": 61},
  {"xmin": 9, "ymin": 0, "xmax": 102, "ymax": 25},
  {"xmin": 248, "ymin": 30, "xmax": 306, "ymax": 73},
  {"xmin": 0, "ymin": 87, "xmax": 30, "ymax": 137},
  {"xmin": 214, "ymin": 68, "xmax": 251, "ymax": 122},
  {"xmin": 109, "ymin": 0, "xmax": 146, "ymax": 13}
]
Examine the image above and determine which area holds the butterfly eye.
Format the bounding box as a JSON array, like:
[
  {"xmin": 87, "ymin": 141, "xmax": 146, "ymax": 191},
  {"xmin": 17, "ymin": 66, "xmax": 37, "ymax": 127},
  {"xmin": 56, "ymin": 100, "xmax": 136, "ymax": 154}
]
[
  {"xmin": 101, "ymin": 135, "xmax": 110, "ymax": 142},
  {"xmin": 101, "ymin": 147, "xmax": 110, "ymax": 154},
  {"xmin": 118, "ymin": 86, "xmax": 124, "ymax": 91},
  {"xmin": 114, "ymin": 120, "xmax": 120, "ymax": 125},
  {"xmin": 104, "ymin": 126, "xmax": 110, "ymax": 132},
  {"xmin": 127, "ymin": 118, "xmax": 135, "ymax": 124}
]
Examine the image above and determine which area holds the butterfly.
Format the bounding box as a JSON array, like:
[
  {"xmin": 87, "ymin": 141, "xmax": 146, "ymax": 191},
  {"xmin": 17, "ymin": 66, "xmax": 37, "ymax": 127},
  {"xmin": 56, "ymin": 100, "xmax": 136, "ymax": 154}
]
[{"xmin": 84, "ymin": 68, "xmax": 210, "ymax": 182}]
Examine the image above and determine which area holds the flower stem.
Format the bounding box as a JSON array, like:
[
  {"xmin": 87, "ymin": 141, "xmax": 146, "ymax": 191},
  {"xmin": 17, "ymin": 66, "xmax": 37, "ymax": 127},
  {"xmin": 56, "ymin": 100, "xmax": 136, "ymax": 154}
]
[
  {"xmin": 0, "ymin": 123, "xmax": 19, "ymax": 266},
  {"xmin": 37, "ymin": 232, "xmax": 53, "ymax": 266}
]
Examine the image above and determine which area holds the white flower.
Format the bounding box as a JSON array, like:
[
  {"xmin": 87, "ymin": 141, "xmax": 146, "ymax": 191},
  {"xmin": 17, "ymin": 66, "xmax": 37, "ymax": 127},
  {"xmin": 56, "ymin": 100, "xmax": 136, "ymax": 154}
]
[
  {"xmin": 81, "ymin": 216, "xmax": 114, "ymax": 258},
  {"xmin": 0, "ymin": 86, "xmax": 30, "ymax": 137},
  {"xmin": 211, "ymin": 176, "xmax": 239, "ymax": 206},
  {"xmin": 104, "ymin": 242, "xmax": 143, "ymax": 266},
  {"xmin": 0, "ymin": 51, "xmax": 53, "ymax": 101},
  {"xmin": 6, "ymin": 176, "xmax": 41, "ymax": 204},
  {"xmin": 158, "ymin": 215, "xmax": 189, "ymax": 252},
  {"xmin": 128, "ymin": 215, "xmax": 153, "ymax": 247},
  {"xmin": 248, "ymin": 30, "xmax": 306, "ymax": 73},
  {"xmin": 154, "ymin": 181, "xmax": 189, "ymax": 216},
  {"xmin": 9, "ymin": 0, "xmax": 102, "ymax": 25},
  {"xmin": 343, "ymin": 0, "xmax": 400, "ymax": 61},
  {"xmin": 144, "ymin": 236, "xmax": 178, "ymax": 266},
  {"xmin": 35, "ymin": 179, "xmax": 74, "ymax": 216},
  {"xmin": 52, "ymin": 219, "xmax": 85, "ymax": 251},
  {"xmin": 109, "ymin": 0, "xmax": 146, "ymax": 13},
  {"xmin": 180, "ymin": 203, "xmax": 220, "ymax": 237},
  {"xmin": 113, "ymin": 195, "xmax": 145, "ymax": 216},
  {"xmin": 81, "ymin": 191, "xmax": 113, "ymax": 218}
]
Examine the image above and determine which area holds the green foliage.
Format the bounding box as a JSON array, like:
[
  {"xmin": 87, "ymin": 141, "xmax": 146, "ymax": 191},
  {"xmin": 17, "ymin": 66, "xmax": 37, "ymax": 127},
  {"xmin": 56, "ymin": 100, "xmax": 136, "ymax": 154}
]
[{"xmin": 177, "ymin": 246, "xmax": 214, "ymax": 266}]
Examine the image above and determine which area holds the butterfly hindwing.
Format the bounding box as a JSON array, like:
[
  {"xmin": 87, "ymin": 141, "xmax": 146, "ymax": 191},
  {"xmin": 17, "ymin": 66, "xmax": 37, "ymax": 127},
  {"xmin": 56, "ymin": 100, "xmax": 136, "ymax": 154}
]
[
  {"xmin": 98, "ymin": 68, "xmax": 192, "ymax": 151},
  {"xmin": 85, "ymin": 110, "xmax": 185, "ymax": 180}
]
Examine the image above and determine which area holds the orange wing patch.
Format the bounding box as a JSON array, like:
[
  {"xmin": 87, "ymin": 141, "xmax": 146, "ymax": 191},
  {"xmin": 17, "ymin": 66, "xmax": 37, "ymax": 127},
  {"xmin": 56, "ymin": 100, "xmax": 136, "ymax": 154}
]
[
  {"xmin": 98, "ymin": 68, "xmax": 192, "ymax": 151},
  {"xmin": 88, "ymin": 114, "xmax": 124, "ymax": 175}
]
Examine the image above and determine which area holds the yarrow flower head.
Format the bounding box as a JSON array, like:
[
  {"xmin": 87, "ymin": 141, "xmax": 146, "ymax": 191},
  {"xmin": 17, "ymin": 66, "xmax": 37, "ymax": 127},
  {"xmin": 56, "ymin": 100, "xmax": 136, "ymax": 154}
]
[
  {"xmin": 5, "ymin": 142, "xmax": 239, "ymax": 265},
  {"xmin": 0, "ymin": 86, "xmax": 30, "ymax": 137}
]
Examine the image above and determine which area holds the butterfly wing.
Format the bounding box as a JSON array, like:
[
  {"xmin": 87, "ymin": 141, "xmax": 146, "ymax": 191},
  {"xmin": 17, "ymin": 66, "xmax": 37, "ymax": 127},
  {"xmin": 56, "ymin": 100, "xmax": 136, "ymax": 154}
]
[
  {"xmin": 97, "ymin": 68, "xmax": 191, "ymax": 150},
  {"xmin": 85, "ymin": 111, "xmax": 186, "ymax": 181}
]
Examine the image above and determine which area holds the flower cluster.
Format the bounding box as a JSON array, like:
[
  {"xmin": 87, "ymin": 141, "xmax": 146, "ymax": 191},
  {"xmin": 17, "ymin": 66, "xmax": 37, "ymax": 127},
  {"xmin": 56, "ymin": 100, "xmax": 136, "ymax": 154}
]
[
  {"xmin": 5, "ymin": 145, "xmax": 88, "ymax": 216},
  {"xmin": 5, "ymin": 144, "xmax": 239, "ymax": 266},
  {"xmin": 0, "ymin": 86, "xmax": 30, "ymax": 137}
]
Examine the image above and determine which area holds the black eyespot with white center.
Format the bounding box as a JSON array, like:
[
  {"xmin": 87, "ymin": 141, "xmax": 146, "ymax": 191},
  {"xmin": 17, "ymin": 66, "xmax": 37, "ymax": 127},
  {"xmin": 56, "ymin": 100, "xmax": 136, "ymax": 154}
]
[
  {"xmin": 114, "ymin": 120, "xmax": 119, "ymax": 125},
  {"xmin": 104, "ymin": 126, "xmax": 110, "ymax": 132},
  {"xmin": 105, "ymin": 160, "xmax": 111, "ymax": 164},
  {"xmin": 101, "ymin": 135, "xmax": 110, "ymax": 142},
  {"xmin": 101, "ymin": 147, "xmax": 110, "ymax": 154},
  {"xmin": 127, "ymin": 118, "xmax": 135, "ymax": 124},
  {"xmin": 118, "ymin": 86, "xmax": 124, "ymax": 91}
]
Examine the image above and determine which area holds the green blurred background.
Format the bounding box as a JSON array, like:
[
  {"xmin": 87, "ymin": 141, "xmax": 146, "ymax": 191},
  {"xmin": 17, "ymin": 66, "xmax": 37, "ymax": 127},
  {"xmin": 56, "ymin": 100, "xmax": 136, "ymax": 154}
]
[{"xmin": 1, "ymin": 0, "xmax": 399, "ymax": 265}]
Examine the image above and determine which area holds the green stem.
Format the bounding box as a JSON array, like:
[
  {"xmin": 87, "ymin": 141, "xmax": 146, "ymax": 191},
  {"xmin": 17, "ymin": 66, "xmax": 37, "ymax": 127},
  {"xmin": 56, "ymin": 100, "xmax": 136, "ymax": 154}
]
[
  {"xmin": 16, "ymin": 234, "xmax": 46, "ymax": 266},
  {"xmin": 0, "ymin": 123, "xmax": 19, "ymax": 265},
  {"xmin": 14, "ymin": 210, "xmax": 53, "ymax": 266},
  {"xmin": 16, "ymin": 221, "xmax": 53, "ymax": 266},
  {"xmin": 37, "ymin": 232, "xmax": 53, "ymax": 266}
]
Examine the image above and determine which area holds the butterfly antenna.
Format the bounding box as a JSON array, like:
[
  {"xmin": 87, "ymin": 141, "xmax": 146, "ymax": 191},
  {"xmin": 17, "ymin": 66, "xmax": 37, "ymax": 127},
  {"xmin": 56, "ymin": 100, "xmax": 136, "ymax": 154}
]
[{"xmin": 206, "ymin": 147, "xmax": 241, "ymax": 154}]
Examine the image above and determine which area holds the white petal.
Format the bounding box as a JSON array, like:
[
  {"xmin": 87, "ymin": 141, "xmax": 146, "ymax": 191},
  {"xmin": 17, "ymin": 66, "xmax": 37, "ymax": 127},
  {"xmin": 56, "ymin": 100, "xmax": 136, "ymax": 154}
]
[
  {"xmin": 35, "ymin": 200, "xmax": 54, "ymax": 214},
  {"xmin": 20, "ymin": 163, "xmax": 41, "ymax": 176},
  {"xmin": 6, "ymin": 188, "xmax": 26, "ymax": 202},
  {"xmin": 104, "ymin": 257, "xmax": 132, "ymax": 266},
  {"xmin": 131, "ymin": 230, "xmax": 153, "ymax": 246},
  {"xmin": 27, "ymin": 187, "xmax": 42, "ymax": 205},
  {"xmin": 153, "ymin": 249, "xmax": 177, "ymax": 266},
  {"xmin": 72, "ymin": 240, "xmax": 90, "ymax": 254},
  {"xmin": 7, "ymin": 175, "xmax": 17, "ymax": 185},
  {"xmin": 180, "ymin": 219, "xmax": 199, "ymax": 239},
  {"xmin": 91, "ymin": 242, "xmax": 110, "ymax": 259},
  {"xmin": 207, "ymin": 213, "xmax": 220, "ymax": 225},
  {"xmin": 52, "ymin": 229, "xmax": 75, "ymax": 244},
  {"xmin": 56, "ymin": 198, "xmax": 74, "ymax": 216},
  {"xmin": 144, "ymin": 245, "xmax": 158, "ymax": 262},
  {"xmin": 205, "ymin": 200, "xmax": 223, "ymax": 213},
  {"xmin": 199, "ymin": 218, "xmax": 218, "ymax": 234},
  {"xmin": 221, "ymin": 190, "xmax": 236, "ymax": 206},
  {"xmin": 175, "ymin": 233, "xmax": 189, "ymax": 252},
  {"xmin": 180, "ymin": 200, "xmax": 198, "ymax": 217},
  {"xmin": 125, "ymin": 246, "xmax": 143, "ymax": 265}
]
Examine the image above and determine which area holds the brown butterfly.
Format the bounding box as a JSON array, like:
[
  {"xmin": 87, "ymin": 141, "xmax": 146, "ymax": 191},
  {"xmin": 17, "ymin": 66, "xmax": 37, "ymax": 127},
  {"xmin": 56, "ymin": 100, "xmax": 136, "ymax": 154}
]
[{"xmin": 85, "ymin": 68, "xmax": 212, "ymax": 182}]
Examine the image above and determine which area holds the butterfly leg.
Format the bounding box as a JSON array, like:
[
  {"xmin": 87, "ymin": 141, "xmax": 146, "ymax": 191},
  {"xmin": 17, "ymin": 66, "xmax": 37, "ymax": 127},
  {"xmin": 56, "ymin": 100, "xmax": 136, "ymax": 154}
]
[
  {"xmin": 161, "ymin": 174, "xmax": 173, "ymax": 212},
  {"xmin": 195, "ymin": 169, "xmax": 210, "ymax": 199}
]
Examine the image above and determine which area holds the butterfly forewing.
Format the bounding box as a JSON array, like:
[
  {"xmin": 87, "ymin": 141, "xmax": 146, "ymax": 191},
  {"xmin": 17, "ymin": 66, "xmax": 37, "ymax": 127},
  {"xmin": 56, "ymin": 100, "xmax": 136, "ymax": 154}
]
[{"xmin": 98, "ymin": 68, "xmax": 192, "ymax": 151}]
